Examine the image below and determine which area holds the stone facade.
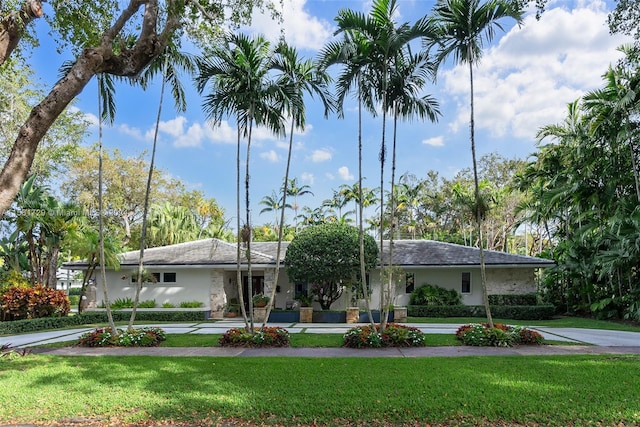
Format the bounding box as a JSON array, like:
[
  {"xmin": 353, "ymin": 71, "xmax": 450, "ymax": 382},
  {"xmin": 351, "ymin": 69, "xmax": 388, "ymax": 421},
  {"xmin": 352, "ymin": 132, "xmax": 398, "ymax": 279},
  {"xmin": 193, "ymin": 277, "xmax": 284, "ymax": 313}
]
[
  {"xmin": 209, "ymin": 270, "xmax": 226, "ymax": 318},
  {"xmin": 486, "ymin": 268, "xmax": 537, "ymax": 295}
]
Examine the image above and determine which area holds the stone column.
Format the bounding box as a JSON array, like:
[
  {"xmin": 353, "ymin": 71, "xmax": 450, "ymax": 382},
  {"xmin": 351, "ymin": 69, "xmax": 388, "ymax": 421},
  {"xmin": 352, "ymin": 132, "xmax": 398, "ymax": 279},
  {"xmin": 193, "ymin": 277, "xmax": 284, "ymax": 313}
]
[
  {"xmin": 209, "ymin": 270, "xmax": 226, "ymax": 319},
  {"xmin": 299, "ymin": 306, "xmax": 313, "ymax": 323},
  {"xmin": 394, "ymin": 307, "xmax": 407, "ymax": 323},
  {"xmin": 346, "ymin": 307, "xmax": 359, "ymax": 323}
]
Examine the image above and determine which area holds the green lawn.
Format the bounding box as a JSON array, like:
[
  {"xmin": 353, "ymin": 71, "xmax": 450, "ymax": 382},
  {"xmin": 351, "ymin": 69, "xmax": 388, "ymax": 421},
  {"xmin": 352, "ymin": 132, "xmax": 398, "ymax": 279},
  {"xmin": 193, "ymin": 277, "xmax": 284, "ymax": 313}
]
[
  {"xmin": 407, "ymin": 316, "xmax": 640, "ymax": 331},
  {"xmin": 1, "ymin": 354, "xmax": 639, "ymax": 426}
]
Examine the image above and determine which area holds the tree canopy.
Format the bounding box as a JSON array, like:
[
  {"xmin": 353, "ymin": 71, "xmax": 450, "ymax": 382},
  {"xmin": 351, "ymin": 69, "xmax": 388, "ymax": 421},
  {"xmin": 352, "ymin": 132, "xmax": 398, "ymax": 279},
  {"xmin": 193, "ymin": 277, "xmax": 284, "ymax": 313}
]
[{"xmin": 284, "ymin": 223, "xmax": 378, "ymax": 310}]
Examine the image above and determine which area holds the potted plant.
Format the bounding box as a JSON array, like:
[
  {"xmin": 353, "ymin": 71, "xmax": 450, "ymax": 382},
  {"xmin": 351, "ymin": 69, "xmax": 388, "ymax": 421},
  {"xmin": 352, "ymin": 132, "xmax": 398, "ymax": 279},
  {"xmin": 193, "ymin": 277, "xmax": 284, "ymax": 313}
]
[
  {"xmin": 252, "ymin": 293, "xmax": 270, "ymax": 308},
  {"xmin": 295, "ymin": 292, "xmax": 312, "ymax": 307},
  {"xmin": 225, "ymin": 298, "xmax": 240, "ymax": 318}
]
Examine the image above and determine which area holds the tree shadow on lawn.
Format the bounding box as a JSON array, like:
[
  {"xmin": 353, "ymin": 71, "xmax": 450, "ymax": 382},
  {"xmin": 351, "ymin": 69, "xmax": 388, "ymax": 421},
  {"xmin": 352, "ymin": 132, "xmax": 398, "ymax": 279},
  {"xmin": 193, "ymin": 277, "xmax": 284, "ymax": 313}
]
[{"xmin": 2, "ymin": 355, "xmax": 640, "ymax": 426}]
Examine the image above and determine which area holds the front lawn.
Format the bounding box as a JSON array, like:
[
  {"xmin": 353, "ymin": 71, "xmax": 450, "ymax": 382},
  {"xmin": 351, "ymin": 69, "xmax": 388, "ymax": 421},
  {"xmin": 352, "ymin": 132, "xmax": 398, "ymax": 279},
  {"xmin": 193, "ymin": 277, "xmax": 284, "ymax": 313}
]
[
  {"xmin": 1, "ymin": 354, "xmax": 639, "ymax": 426},
  {"xmin": 408, "ymin": 316, "xmax": 640, "ymax": 331}
]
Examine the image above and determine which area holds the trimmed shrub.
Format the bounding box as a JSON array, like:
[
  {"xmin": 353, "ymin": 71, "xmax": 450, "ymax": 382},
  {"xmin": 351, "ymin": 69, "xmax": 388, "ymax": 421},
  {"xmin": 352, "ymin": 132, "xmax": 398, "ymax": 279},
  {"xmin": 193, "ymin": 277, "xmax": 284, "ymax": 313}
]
[
  {"xmin": 343, "ymin": 323, "xmax": 425, "ymax": 348},
  {"xmin": 1, "ymin": 285, "xmax": 70, "ymax": 321},
  {"xmin": 219, "ymin": 327, "xmax": 290, "ymax": 348},
  {"xmin": 456, "ymin": 323, "xmax": 544, "ymax": 347},
  {"xmin": 0, "ymin": 310, "xmax": 209, "ymax": 335},
  {"xmin": 410, "ymin": 284, "xmax": 461, "ymax": 306},
  {"xmin": 77, "ymin": 327, "xmax": 166, "ymax": 347},
  {"xmin": 67, "ymin": 287, "xmax": 83, "ymax": 296},
  {"xmin": 489, "ymin": 294, "xmax": 538, "ymax": 306},
  {"xmin": 407, "ymin": 304, "xmax": 555, "ymax": 320}
]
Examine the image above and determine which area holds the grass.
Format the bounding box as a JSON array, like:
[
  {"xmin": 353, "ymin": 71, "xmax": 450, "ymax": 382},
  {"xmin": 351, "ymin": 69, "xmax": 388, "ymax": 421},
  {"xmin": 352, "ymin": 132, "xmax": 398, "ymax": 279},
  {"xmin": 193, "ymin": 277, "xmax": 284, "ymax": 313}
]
[
  {"xmin": 407, "ymin": 316, "xmax": 640, "ymax": 331},
  {"xmin": 1, "ymin": 354, "xmax": 639, "ymax": 426},
  {"xmin": 33, "ymin": 333, "xmax": 461, "ymax": 348}
]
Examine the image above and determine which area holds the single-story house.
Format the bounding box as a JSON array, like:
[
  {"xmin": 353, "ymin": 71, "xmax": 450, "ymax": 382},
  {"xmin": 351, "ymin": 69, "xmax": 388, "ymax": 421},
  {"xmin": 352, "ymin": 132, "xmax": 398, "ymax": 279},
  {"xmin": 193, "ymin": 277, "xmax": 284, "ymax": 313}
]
[{"xmin": 63, "ymin": 238, "xmax": 555, "ymax": 318}]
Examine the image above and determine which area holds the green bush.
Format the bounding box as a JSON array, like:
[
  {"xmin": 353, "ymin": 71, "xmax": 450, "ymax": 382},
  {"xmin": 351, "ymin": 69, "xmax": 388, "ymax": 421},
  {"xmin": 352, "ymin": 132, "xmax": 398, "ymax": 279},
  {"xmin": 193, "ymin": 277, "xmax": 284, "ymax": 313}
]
[
  {"xmin": 219, "ymin": 327, "xmax": 290, "ymax": 347},
  {"xmin": 162, "ymin": 302, "xmax": 176, "ymax": 308},
  {"xmin": 0, "ymin": 310, "xmax": 210, "ymax": 335},
  {"xmin": 455, "ymin": 323, "xmax": 544, "ymax": 347},
  {"xmin": 407, "ymin": 304, "xmax": 555, "ymax": 320},
  {"xmin": 179, "ymin": 301, "xmax": 204, "ymax": 308},
  {"xmin": 409, "ymin": 284, "xmax": 461, "ymax": 306},
  {"xmin": 67, "ymin": 287, "xmax": 83, "ymax": 296},
  {"xmin": 77, "ymin": 327, "xmax": 166, "ymax": 347},
  {"xmin": 343, "ymin": 324, "xmax": 425, "ymax": 348},
  {"xmin": 488, "ymin": 294, "xmax": 538, "ymax": 306},
  {"xmin": 138, "ymin": 300, "xmax": 156, "ymax": 308}
]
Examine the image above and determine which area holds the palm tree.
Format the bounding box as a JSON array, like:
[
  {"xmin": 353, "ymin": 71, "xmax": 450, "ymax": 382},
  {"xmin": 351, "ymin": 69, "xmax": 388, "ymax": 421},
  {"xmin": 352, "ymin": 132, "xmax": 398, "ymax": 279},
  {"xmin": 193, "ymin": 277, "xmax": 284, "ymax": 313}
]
[
  {"xmin": 259, "ymin": 190, "xmax": 289, "ymax": 230},
  {"xmin": 429, "ymin": 0, "xmax": 523, "ymax": 327},
  {"xmin": 331, "ymin": 0, "xmax": 436, "ymax": 328},
  {"xmin": 97, "ymin": 74, "xmax": 118, "ymax": 335},
  {"xmin": 129, "ymin": 47, "xmax": 195, "ymax": 329},
  {"xmin": 285, "ymin": 177, "xmax": 314, "ymax": 231},
  {"xmin": 319, "ymin": 27, "xmax": 379, "ymax": 329},
  {"xmin": 197, "ymin": 33, "xmax": 285, "ymax": 332},
  {"xmin": 381, "ymin": 46, "xmax": 440, "ymax": 328},
  {"xmin": 262, "ymin": 41, "xmax": 332, "ymax": 327}
]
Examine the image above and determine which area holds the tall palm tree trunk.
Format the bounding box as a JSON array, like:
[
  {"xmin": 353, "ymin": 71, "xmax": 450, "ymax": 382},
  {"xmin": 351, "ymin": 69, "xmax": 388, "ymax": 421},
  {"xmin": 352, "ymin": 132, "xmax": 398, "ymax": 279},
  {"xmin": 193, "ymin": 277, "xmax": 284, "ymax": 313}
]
[
  {"xmin": 381, "ymin": 108, "xmax": 400, "ymax": 330},
  {"xmin": 129, "ymin": 56, "xmax": 168, "ymax": 330},
  {"xmin": 246, "ymin": 119, "xmax": 255, "ymax": 332},
  {"xmin": 236, "ymin": 123, "xmax": 249, "ymax": 329},
  {"xmin": 262, "ymin": 120, "xmax": 294, "ymax": 328},
  {"xmin": 358, "ymin": 74, "xmax": 376, "ymax": 329},
  {"xmin": 469, "ymin": 61, "xmax": 493, "ymax": 328},
  {"xmin": 97, "ymin": 76, "xmax": 118, "ymax": 335}
]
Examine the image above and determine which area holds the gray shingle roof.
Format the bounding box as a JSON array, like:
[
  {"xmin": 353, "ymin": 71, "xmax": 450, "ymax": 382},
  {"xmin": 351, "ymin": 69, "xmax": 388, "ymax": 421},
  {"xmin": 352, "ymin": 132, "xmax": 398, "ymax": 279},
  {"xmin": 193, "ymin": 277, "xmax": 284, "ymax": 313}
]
[
  {"xmin": 384, "ymin": 240, "xmax": 554, "ymax": 267},
  {"xmin": 64, "ymin": 238, "xmax": 553, "ymax": 268}
]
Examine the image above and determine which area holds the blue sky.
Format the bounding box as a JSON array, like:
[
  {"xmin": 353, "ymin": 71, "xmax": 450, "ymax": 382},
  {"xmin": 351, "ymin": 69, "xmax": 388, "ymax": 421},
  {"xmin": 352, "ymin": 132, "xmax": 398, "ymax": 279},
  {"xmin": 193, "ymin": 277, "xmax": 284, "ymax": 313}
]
[{"xmin": 29, "ymin": 0, "xmax": 631, "ymax": 226}]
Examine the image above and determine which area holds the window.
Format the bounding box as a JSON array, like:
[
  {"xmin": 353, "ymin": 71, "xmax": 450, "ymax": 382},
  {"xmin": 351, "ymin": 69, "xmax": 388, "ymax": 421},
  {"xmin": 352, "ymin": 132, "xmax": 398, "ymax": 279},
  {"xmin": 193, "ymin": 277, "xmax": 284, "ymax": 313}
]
[
  {"xmin": 131, "ymin": 272, "xmax": 177, "ymax": 284},
  {"xmin": 405, "ymin": 273, "xmax": 415, "ymax": 293},
  {"xmin": 461, "ymin": 272, "xmax": 471, "ymax": 294}
]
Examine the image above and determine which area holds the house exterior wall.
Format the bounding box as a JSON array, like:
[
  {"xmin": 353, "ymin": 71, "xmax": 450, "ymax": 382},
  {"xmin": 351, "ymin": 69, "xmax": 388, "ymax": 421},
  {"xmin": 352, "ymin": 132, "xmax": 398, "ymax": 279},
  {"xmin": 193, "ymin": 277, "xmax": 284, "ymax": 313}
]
[
  {"xmin": 95, "ymin": 268, "xmax": 212, "ymax": 308},
  {"xmin": 91, "ymin": 265, "xmax": 538, "ymax": 312},
  {"xmin": 387, "ymin": 267, "xmax": 538, "ymax": 307}
]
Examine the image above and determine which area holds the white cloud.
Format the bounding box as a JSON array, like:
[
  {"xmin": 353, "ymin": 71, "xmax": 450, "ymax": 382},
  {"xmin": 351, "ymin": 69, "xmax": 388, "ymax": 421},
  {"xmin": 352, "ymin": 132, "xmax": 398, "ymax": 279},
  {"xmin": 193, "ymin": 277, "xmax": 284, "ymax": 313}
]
[
  {"xmin": 442, "ymin": 0, "xmax": 632, "ymax": 140},
  {"xmin": 174, "ymin": 122, "xmax": 206, "ymax": 148},
  {"xmin": 310, "ymin": 148, "xmax": 332, "ymax": 162},
  {"xmin": 260, "ymin": 150, "xmax": 280, "ymax": 162},
  {"xmin": 338, "ymin": 166, "xmax": 354, "ymax": 181},
  {"xmin": 301, "ymin": 172, "xmax": 314, "ymax": 185},
  {"xmin": 154, "ymin": 116, "xmax": 187, "ymax": 138},
  {"xmin": 118, "ymin": 124, "xmax": 144, "ymax": 140},
  {"xmin": 246, "ymin": 0, "xmax": 333, "ymax": 50},
  {"xmin": 206, "ymin": 120, "xmax": 236, "ymax": 144},
  {"xmin": 423, "ymin": 136, "xmax": 445, "ymax": 147}
]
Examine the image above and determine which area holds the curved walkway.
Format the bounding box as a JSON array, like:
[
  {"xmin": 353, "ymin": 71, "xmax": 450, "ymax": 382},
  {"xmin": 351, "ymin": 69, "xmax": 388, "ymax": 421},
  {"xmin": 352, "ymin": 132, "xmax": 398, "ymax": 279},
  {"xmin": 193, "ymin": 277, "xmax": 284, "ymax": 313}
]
[{"xmin": 3, "ymin": 321, "xmax": 640, "ymax": 357}]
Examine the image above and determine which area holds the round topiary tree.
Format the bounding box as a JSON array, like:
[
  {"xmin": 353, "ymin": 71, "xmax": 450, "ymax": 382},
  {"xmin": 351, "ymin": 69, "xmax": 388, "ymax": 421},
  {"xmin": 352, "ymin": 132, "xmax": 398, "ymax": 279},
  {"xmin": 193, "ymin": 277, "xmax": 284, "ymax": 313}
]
[{"xmin": 284, "ymin": 223, "xmax": 378, "ymax": 310}]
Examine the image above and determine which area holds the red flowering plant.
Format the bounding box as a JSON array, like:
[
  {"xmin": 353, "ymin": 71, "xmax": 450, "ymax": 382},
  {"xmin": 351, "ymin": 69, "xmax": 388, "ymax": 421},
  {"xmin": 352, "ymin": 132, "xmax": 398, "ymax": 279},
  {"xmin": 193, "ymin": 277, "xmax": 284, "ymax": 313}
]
[
  {"xmin": 219, "ymin": 327, "xmax": 290, "ymax": 348},
  {"xmin": 343, "ymin": 323, "xmax": 425, "ymax": 348},
  {"xmin": 77, "ymin": 327, "xmax": 166, "ymax": 347}
]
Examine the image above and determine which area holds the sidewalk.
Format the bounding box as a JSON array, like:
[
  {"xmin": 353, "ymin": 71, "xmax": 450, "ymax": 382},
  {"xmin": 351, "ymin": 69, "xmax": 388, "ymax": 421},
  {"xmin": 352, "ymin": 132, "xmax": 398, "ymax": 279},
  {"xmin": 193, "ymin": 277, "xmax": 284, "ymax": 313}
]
[{"xmin": 3, "ymin": 321, "xmax": 640, "ymax": 357}]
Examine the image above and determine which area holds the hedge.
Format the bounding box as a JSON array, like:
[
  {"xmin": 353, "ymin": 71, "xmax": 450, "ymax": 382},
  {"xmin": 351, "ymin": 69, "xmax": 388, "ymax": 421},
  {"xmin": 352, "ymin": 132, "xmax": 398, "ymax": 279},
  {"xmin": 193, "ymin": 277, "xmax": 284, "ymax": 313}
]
[
  {"xmin": 488, "ymin": 293, "xmax": 538, "ymax": 306},
  {"xmin": 408, "ymin": 304, "xmax": 555, "ymax": 320},
  {"xmin": 0, "ymin": 310, "xmax": 210, "ymax": 336}
]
